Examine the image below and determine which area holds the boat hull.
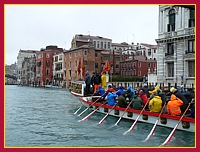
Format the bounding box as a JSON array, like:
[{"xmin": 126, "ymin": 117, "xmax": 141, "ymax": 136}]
[{"xmin": 79, "ymin": 96, "xmax": 195, "ymax": 133}]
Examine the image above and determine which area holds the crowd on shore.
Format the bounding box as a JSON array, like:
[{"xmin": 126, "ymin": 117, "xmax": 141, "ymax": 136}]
[{"xmin": 84, "ymin": 71, "xmax": 195, "ymax": 118}]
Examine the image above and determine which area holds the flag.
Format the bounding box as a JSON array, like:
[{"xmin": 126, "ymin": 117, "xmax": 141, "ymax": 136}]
[
  {"xmin": 102, "ymin": 59, "xmax": 110, "ymax": 74},
  {"xmin": 82, "ymin": 58, "xmax": 86, "ymax": 78}
]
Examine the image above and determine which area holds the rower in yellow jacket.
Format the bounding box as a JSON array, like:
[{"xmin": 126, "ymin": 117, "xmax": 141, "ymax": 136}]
[
  {"xmin": 149, "ymin": 85, "xmax": 160, "ymax": 95},
  {"xmin": 149, "ymin": 95, "xmax": 162, "ymax": 112}
]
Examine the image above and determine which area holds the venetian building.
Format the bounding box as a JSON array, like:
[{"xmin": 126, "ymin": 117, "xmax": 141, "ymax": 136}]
[
  {"xmin": 53, "ymin": 52, "xmax": 66, "ymax": 87},
  {"xmin": 65, "ymin": 34, "xmax": 112, "ymax": 86},
  {"xmin": 17, "ymin": 50, "xmax": 38, "ymax": 84},
  {"xmin": 36, "ymin": 46, "xmax": 63, "ymax": 86},
  {"xmin": 156, "ymin": 5, "xmax": 195, "ymax": 88}
]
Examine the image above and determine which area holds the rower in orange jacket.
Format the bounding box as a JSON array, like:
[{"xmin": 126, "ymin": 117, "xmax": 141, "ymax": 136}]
[{"xmin": 167, "ymin": 94, "xmax": 183, "ymax": 116}]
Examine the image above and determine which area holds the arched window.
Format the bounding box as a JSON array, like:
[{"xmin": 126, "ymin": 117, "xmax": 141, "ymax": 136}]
[{"xmin": 168, "ymin": 9, "xmax": 175, "ymax": 32}]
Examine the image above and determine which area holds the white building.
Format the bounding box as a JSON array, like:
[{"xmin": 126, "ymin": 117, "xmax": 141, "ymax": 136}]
[
  {"xmin": 53, "ymin": 52, "xmax": 66, "ymax": 87},
  {"xmin": 156, "ymin": 5, "xmax": 195, "ymax": 88},
  {"xmin": 136, "ymin": 43, "xmax": 157, "ymax": 60},
  {"xmin": 112, "ymin": 42, "xmax": 133, "ymax": 54},
  {"xmin": 120, "ymin": 43, "xmax": 157, "ymax": 61},
  {"xmin": 17, "ymin": 50, "xmax": 38, "ymax": 84}
]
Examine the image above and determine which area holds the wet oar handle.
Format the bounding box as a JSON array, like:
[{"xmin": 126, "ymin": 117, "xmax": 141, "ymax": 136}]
[
  {"xmin": 78, "ymin": 93, "xmax": 106, "ymax": 116},
  {"xmin": 158, "ymin": 101, "xmax": 167, "ymax": 117},
  {"xmin": 123, "ymin": 97, "xmax": 150, "ymax": 135},
  {"xmin": 143, "ymin": 101, "xmax": 167, "ymax": 141},
  {"xmin": 123, "ymin": 100, "xmax": 133, "ymax": 115},
  {"xmin": 98, "ymin": 103, "xmax": 117, "ymax": 125},
  {"xmin": 79, "ymin": 101, "xmax": 108, "ymax": 122},
  {"xmin": 114, "ymin": 100, "xmax": 133, "ymax": 126}
]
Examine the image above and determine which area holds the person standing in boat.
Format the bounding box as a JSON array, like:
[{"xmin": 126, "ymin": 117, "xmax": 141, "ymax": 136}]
[
  {"xmin": 170, "ymin": 87, "xmax": 189, "ymax": 114},
  {"xmin": 93, "ymin": 72, "xmax": 101, "ymax": 93},
  {"xmin": 101, "ymin": 72, "xmax": 107, "ymax": 90},
  {"xmin": 148, "ymin": 92, "xmax": 162, "ymax": 112},
  {"xmin": 90, "ymin": 72, "xmax": 95, "ymax": 93},
  {"xmin": 85, "ymin": 71, "xmax": 91, "ymax": 95},
  {"xmin": 167, "ymin": 94, "xmax": 183, "ymax": 116}
]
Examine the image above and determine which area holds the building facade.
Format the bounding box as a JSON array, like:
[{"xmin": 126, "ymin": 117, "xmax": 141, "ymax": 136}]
[
  {"xmin": 20, "ymin": 56, "xmax": 36, "ymax": 85},
  {"xmin": 36, "ymin": 46, "xmax": 63, "ymax": 86},
  {"xmin": 120, "ymin": 55, "xmax": 157, "ymax": 78},
  {"xmin": 71, "ymin": 34, "xmax": 112, "ymax": 51},
  {"xmin": 137, "ymin": 43, "xmax": 157, "ymax": 60},
  {"xmin": 53, "ymin": 52, "xmax": 66, "ymax": 87},
  {"xmin": 17, "ymin": 50, "xmax": 38, "ymax": 84},
  {"xmin": 156, "ymin": 5, "xmax": 195, "ymax": 87},
  {"xmin": 65, "ymin": 34, "xmax": 113, "ymax": 86}
]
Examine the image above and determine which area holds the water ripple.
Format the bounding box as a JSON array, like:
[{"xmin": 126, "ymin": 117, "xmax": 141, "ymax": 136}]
[{"xmin": 5, "ymin": 85, "xmax": 195, "ymax": 147}]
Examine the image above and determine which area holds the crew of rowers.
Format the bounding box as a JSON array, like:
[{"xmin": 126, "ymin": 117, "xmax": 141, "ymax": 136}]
[
  {"xmin": 85, "ymin": 71, "xmax": 194, "ymax": 118},
  {"xmin": 92, "ymin": 84, "xmax": 195, "ymax": 118}
]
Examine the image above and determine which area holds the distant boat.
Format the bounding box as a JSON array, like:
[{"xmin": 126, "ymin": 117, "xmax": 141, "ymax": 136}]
[
  {"xmin": 45, "ymin": 84, "xmax": 62, "ymax": 89},
  {"xmin": 68, "ymin": 81, "xmax": 86, "ymax": 97}
]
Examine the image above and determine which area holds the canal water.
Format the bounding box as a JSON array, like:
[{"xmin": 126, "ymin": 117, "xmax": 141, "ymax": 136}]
[{"xmin": 5, "ymin": 85, "xmax": 195, "ymax": 147}]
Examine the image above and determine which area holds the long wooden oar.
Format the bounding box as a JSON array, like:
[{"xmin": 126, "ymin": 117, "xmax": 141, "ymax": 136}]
[
  {"xmin": 160, "ymin": 103, "xmax": 191, "ymax": 146},
  {"xmin": 114, "ymin": 101, "xmax": 133, "ymax": 126},
  {"xmin": 79, "ymin": 102, "xmax": 107, "ymax": 122},
  {"xmin": 144, "ymin": 102, "xmax": 167, "ymax": 141},
  {"xmin": 74, "ymin": 93, "xmax": 96, "ymax": 114},
  {"xmin": 78, "ymin": 93, "xmax": 106, "ymax": 116},
  {"xmin": 98, "ymin": 104, "xmax": 117, "ymax": 125},
  {"xmin": 74, "ymin": 104, "xmax": 84, "ymax": 114},
  {"xmin": 123, "ymin": 99, "xmax": 149, "ymax": 135}
]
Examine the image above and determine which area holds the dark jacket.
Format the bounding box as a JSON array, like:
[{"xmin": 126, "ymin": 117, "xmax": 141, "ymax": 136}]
[
  {"xmin": 94, "ymin": 73, "xmax": 101, "ymax": 84},
  {"xmin": 126, "ymin": 89, "xmax": 135, "ymax": 101},
  {"xmin": 117, "ymin": 93, "xmax": 128, "ymax": 108},
  {"xmin": 173, "ymin": 90, "xmax": 188, "ymax": 113},
  {"xmin": 173, "ymin": 90, "xmax": 188, "ymax": 104},
  {"xmin": 91, "ymin": 74, "xmax": 95, "ymax": 85},
  {"xmin": 158, "ymin": 91, "xmax": 167, "ymax": 105},
  {"xmin": 131, "ymin": 94, "xmax": 143, "ymax": 110},
  {"xmin": 85, "ymin": 72, "xmax": 91, "ymax": 85},
  {"xmin": 142, "ymin": 86, "xmax": 150, "ymax": 98}
]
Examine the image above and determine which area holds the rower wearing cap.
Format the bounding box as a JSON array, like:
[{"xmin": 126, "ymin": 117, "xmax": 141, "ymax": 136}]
[{"xmin": 170, "ymin": 87, "xmax": 189, "ymax": 114}]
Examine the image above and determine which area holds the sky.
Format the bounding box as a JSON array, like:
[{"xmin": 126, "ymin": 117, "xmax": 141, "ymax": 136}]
[{"xmin": 5, "ymin": 4, "xmax": 159, "ymax": 65}]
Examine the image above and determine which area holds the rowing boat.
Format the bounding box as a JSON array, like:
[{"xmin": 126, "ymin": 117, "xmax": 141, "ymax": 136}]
[{"xmin": 78, "ymin": 96, "xmax": 195, "ymax": 133}]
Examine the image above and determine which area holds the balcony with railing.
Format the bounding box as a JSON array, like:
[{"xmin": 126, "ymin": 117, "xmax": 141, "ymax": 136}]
[{"xmin": 158, "ymin": 27, "xmax": 195, "ymax": 40}]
